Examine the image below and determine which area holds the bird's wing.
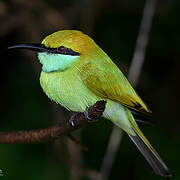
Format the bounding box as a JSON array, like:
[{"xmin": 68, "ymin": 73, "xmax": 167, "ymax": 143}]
[{"xmin": 79, "ymin": 63, "xmax": 150, "ymax": 115}]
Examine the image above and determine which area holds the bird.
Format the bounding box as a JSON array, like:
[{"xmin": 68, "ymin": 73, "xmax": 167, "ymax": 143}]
[{"xmin": 8, "ymin": 30, "xmax": 171, "ymax": 177}]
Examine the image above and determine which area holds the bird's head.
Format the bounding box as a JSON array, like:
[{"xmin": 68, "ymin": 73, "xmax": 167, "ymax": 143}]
[{"xmin": 8, "ymin": 30, "xmax": 103, "ymax": 73}]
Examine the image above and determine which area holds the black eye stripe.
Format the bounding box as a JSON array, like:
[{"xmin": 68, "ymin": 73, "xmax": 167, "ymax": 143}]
[{"xmin": 41, "ymin": 44, "xmax": 80, "ymax": 56}]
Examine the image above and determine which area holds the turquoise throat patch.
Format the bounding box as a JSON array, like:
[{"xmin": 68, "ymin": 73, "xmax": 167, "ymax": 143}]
[{"xmin": 38, "ymin": 52, "xmax": 79, "ymax": 72}]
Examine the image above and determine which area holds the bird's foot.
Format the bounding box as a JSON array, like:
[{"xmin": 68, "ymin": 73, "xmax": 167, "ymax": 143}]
[
  {"xmin": 69, "ymin": 112, "xmax": 79, "ymax": 127},
  {"xmin": 84, "ymin": 107, "xmax": 92, "ymax": 122},
  {"xmin": 84, "ymin": 107, "xmax": 99, "ymax": 123},
  {"xmin": 69, "ymin": 101, "xmax": 106, "ymax": 126}
]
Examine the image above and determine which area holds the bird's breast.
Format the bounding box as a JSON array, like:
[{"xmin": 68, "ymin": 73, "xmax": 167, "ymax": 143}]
[{"xmin": 40, "ymin": 68, "xmax": 100, "ymax": 112}]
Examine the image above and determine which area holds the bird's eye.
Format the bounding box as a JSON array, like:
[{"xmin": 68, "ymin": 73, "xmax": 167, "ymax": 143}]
[{"xmin": 58, "ymin": 46, "xmax": 66, "ymax": 54}]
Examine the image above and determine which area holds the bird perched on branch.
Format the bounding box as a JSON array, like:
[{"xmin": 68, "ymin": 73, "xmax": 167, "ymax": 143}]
[{"xmin": 8, "ymin": 30, "xmax": 171, "ymax": 177}]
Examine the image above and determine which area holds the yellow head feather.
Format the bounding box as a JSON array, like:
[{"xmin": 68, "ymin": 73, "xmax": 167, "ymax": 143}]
[{"xmin": 42, "ymin": 30, "xmax": 96, "ymax": 57}]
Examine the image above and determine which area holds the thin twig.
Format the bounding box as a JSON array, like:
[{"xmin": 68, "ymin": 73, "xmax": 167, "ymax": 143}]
[
  {"xmin": 100, "ymin": 126, "xmax": 123, "ymax": 178},
  {"xmin": 128, "ymin": 0, "xmax": 157, "ymax": 85},
  {"xmin": 100, "ymin": 0, "xmax": 157, "ymax": 179},
  {"xmin": 0, "ymin": 101, "xmax": 106, "ymax": 144},
  {"xmin": 67, "ymin": 134, "xmax": 88, "ymax": 151},
  {"xmin": 67, "ymin": 134, "xmax": 83, "ymax": 180}
]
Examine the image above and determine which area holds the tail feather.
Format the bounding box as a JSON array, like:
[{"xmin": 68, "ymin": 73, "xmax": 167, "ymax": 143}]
[
  {"xmin": 107, "ymin": 104, "xmax": 171, "ymax": 177},
  {"xmin": 128, "ymin": 123, "xmax": 172, "ymax": 177}
]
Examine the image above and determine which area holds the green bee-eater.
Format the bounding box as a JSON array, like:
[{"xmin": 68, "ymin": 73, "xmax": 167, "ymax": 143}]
[{"xmin": 8, "ymin": 30, "xmax": 171, "ymax": 177}]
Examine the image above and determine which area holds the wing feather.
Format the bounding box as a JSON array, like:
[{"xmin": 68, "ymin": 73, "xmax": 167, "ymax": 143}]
[{"xmin": 79, "ymin": 63, "xmax": 150, "ymax": 115}]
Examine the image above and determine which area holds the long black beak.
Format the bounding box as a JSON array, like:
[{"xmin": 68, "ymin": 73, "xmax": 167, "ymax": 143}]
[
  {"xmin": 7, "ymin": 43, "xmax": 80, "ymax": 56},
  {"xmin": 8, "ymin": 43, "xmax": 50, "ymax": 53}
]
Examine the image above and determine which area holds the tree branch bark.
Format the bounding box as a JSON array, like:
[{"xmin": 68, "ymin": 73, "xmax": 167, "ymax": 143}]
[{"xmin": 0, "ymin": 100, "xmax": 106, "ymax": 144}]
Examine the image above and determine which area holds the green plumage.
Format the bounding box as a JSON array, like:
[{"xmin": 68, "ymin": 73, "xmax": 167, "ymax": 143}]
[
  {"xmin": 38, "ymin": 30, "xmax": 171, "ymax": 177},
  {"xmin": 8, "ymin": 30, "xmax": 171, "ymax": 177}
]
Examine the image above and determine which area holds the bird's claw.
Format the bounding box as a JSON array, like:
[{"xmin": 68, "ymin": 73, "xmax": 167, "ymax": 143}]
[
  {"xmin": 69, "ymin": 106, "xmax": 99, "ymax": 126},
  {"xmin": 69, "ymin": 112, "xmax": 79, "ymax": 127},
  {"xmin": 84, "ymin": 107, "xmax": 93, "ymax": 122}
]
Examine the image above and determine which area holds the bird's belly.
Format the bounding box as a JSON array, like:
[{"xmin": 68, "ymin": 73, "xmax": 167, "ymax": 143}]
[
  {"xmin": 40, "ymin": 71, "xmax": 100, "ymax": 112},
  {"xmin": 40, "ymin": 71, "xmax": 135, "ymax": 135}
]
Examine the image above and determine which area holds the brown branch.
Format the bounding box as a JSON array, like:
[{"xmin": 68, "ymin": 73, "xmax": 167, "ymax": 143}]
[{"xmin": 0, "ymin": 101, "xmax": 106, "ymax": 144}]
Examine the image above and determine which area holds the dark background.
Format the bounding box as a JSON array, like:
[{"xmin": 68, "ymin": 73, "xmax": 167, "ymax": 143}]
[{"xmin": 0, "ymin": 0, "xmax": 179, "ymax": 179}]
